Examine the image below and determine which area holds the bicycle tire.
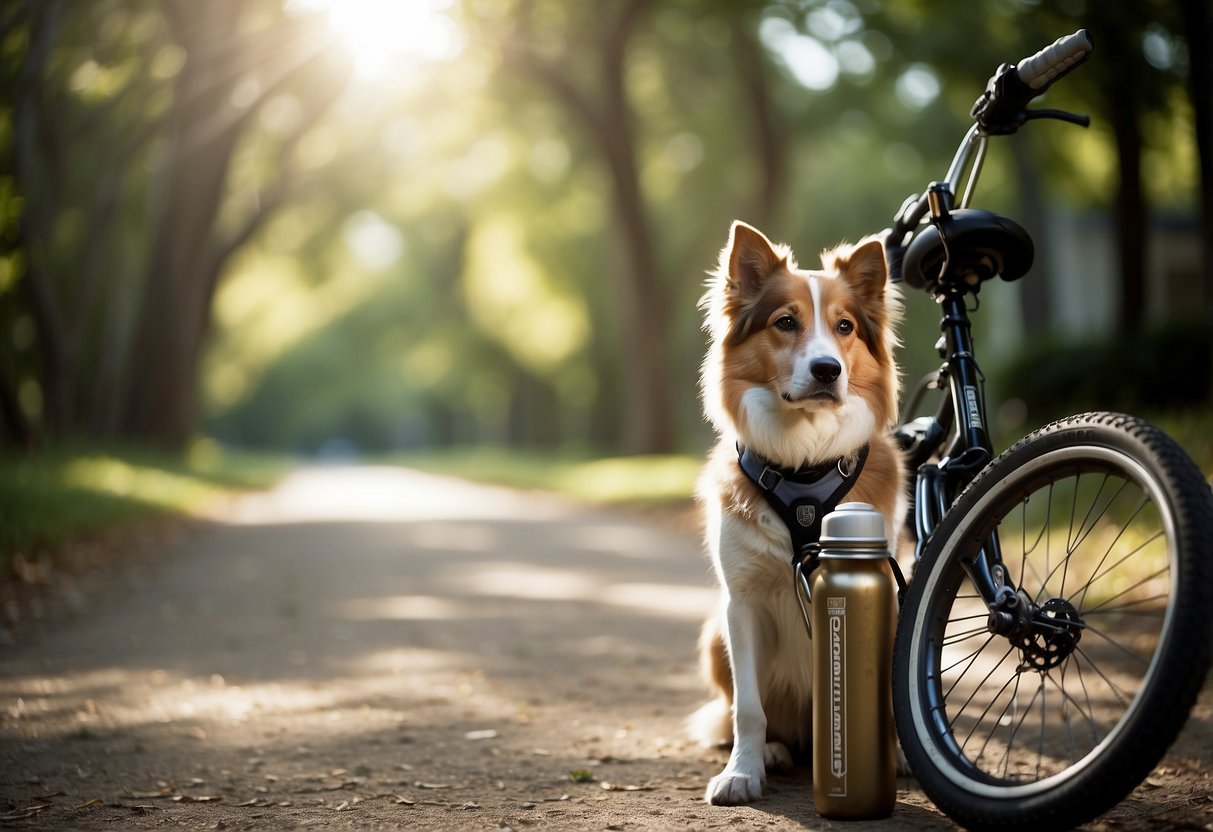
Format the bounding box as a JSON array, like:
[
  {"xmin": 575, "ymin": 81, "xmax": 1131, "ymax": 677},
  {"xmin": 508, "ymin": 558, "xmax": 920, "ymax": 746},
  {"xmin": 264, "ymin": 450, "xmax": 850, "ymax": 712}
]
[{"xmin": 894, "ymin": 412, "xmax": 1213, "ymax": 831}]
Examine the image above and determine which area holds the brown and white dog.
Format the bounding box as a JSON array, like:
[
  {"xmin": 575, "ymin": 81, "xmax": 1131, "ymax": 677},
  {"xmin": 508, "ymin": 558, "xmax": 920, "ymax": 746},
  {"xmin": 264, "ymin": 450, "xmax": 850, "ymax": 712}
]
[{"xmin": 691, "ymin": 221, "xmax": 905, "ymax": 805}]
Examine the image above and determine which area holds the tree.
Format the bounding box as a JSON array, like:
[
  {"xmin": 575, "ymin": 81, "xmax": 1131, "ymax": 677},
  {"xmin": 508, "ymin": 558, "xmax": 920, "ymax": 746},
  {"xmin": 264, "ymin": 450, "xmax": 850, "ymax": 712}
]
[
  {"xmin": 117, "ymin": 1, "xmax": 350, "ymax": 448},
  {"xmin": 1175, "ymin": 0, "xmax": 1213, "ymax": 406},
  {"xmin": 2, "ymin": 0, "xmax": 349, "ymax": 449},
  {"xmin": 1177, "ymin": 0, "xmax": 1212, "ymax": 310},
  {"xmin": 484, "ymin": 0, "xmax": 785, "ymax": 454},
  {"xmin": 495, "ymin": 0, "xmax": 671, "ymax": 454}
]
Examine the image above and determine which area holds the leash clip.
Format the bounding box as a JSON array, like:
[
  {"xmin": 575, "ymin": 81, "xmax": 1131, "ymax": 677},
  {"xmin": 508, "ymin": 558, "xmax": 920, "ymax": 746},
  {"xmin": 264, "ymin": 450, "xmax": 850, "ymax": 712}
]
[{"xmin": 793, "ymin": 542, "xmax": 822, "ymax": 638}]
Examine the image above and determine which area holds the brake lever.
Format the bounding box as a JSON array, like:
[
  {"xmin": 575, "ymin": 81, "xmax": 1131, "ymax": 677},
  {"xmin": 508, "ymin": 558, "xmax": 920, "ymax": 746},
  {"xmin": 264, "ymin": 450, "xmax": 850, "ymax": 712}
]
[{"xmin": 1024, "ymin": 108, "xmax": 1091, "ymax": 128}]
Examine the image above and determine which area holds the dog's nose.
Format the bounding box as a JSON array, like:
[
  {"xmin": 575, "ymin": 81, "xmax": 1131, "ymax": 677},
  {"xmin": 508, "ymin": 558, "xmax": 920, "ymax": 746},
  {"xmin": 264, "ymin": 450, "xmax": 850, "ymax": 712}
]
[{"xmin": 810, "ymin": 357, "xmax": 842, "ymax": 384}]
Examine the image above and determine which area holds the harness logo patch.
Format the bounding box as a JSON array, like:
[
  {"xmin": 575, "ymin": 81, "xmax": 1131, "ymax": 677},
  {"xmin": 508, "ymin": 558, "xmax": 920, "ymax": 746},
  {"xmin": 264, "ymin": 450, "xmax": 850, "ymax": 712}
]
[{"xmin": 796, "ymin": 505, "xmax": 816, "ymax": 527}]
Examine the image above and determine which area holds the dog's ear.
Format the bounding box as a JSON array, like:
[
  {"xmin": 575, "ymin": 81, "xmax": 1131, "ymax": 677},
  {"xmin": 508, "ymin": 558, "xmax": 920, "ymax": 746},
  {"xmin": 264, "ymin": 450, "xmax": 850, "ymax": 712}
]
[
  {"xmin": 830, "ymin": 237, "xmax": 888, "ymax": 306},
  {"xmin": 724, "ymin": 221, "xmax": 786, "ymax": 298}
]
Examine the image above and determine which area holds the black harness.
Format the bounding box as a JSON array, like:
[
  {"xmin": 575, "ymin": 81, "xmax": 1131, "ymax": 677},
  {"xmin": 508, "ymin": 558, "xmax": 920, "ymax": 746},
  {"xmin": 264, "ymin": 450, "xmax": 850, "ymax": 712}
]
[
  {"xmin": 737, "ymin": 442, "xmax": 906, "ymax": 638},
  {"xmin": 736, "ymin": 442, "xmax": 869, "ymax": 564}
]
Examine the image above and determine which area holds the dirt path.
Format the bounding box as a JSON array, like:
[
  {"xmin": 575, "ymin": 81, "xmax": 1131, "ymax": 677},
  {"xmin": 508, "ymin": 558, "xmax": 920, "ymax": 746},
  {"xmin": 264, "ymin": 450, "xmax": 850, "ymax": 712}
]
[{"xmin": 1, "ymin": 466, "xmax": 1209, "ymax": 830}]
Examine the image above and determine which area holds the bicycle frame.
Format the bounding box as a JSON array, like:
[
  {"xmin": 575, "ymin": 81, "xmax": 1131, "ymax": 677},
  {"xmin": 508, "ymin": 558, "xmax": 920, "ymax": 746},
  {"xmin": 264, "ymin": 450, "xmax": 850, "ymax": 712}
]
[
  {"xmin": 881, "ymin": 27, "xmax": 1096, "ymax": 621},
  {"xmin": 888, "ymin": 125, "xmax": 1017, "ymax": 610}
]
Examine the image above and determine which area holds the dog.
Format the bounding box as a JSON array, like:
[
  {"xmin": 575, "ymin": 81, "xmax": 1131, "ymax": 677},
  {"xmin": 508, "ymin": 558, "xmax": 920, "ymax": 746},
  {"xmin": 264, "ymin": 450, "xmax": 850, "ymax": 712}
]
[{"xmin": 690, "ymin": 221, "xmax": 905, "ymax": 805}]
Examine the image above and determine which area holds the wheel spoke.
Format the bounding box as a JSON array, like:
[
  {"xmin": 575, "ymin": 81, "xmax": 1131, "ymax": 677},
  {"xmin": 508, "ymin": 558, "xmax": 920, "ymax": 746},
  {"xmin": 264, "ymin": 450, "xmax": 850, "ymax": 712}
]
[
  {"xmin": 1036, "ymin": 669, "xmax": 1048, "ymax": 780},
  {"xmin": 1078, "ymin": 622, "xmax": 1154, "ymax": 668},
  {"xmin": 942, "ymin": 624, "xmax": 991, "ymax": 647},
  {"xmin": 946, "ymin": 639, "xmax": 1015, "ymax": 706},
  {"xmin": 1072, "ymin": 651, "xmax": 1103, "ymax": 746},
  {"xmin": 1071, "ymin": 497, "xmax": 1151, "ymax": 609},
  {"xmin": 1082, "ymin": 606, "xmax": 1165, "ymax": 618},
  {"xmin": 1081, "ymin": 569, "xmax": 1168, "ymax": 615},
  {"xmin": 1039, "ymin": 474, "xmax": 1129, "ymax": 599},
  {"xmin": 996, "ymin": 674, "xmax": 1045, "ymax": 780},
  {"xmin": 1043, "ymin": 663, "xmax": 1102, "ymax": 758},
  {"xmin": 1066, "ymin": 473, "xmax": 1126, "ymax": 556},
  {"xmin": 971, "ymin": 670, "xmax": 1023, "ymax": 768},
  {"xmin": 957, "ymin": 652, "xmax": 1021, "ymax": 750},
  {"xmin": 1073, "ymin": 644, "xmax": 1133, "ymax": 708},
  {"xmin": 1039, "ymin": 482, "xmax": 1055, "ymax": 603}
]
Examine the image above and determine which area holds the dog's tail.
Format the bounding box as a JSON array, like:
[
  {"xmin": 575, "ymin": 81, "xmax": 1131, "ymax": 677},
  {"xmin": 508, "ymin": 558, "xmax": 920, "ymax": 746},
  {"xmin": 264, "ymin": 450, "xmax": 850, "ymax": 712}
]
[
  {"xmin": 687, "ymin": 696, "xmax": 732, "ymax": 748},
  {"xmin": 689, "ymin": 615, "xmax": 733, "ymax": 747}
]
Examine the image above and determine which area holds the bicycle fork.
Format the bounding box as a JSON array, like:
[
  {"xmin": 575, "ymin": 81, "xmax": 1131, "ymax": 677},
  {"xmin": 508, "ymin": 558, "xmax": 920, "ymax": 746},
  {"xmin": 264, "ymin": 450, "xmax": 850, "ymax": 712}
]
[{"xmin": 909, "ymin": 288, "xmax": 1024, "ymax": 622}]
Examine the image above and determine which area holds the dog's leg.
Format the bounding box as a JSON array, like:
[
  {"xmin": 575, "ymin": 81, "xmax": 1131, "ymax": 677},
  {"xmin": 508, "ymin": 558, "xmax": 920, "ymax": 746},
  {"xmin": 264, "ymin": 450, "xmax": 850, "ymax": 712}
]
[
  {"xmin": 764, "ymin": 740, "xmax": 793, "ymax": 770},
  {"xmin": 705, "ymin": 598, "xmax": 768, "ymax": 805}
]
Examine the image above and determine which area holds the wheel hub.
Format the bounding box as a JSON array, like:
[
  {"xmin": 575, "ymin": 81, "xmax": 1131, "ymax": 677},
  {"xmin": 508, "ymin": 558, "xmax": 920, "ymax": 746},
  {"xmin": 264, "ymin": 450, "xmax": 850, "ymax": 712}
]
[{"xmin": 1014, "ymin": 597, "xmax": 1083, "ymax": 670}]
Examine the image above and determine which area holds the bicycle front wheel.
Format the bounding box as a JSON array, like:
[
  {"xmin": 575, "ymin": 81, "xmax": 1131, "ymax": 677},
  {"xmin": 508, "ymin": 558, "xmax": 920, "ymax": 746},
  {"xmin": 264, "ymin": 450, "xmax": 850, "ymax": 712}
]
[{"xmin": 894, "ymin": 412, "xmax": 1213, "ymax": 831}]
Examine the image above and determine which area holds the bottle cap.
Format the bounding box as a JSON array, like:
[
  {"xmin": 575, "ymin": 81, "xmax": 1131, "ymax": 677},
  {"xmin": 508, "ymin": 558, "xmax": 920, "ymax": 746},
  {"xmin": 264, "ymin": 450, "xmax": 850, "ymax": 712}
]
[{"xmin": 819, "ymin": 501, "xmax": 888, "ymax": 553}]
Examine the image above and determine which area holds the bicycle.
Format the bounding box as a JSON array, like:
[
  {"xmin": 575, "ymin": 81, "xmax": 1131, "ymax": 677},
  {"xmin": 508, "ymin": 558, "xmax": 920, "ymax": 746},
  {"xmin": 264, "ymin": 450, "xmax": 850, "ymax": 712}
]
[{"xmin": 879, "ymin": 30, "xmax": 1213, "ymax": 831}]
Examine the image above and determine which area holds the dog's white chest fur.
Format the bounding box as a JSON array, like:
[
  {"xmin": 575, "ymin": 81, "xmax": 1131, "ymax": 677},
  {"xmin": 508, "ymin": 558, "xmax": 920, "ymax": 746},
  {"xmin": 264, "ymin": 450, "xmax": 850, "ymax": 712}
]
[{"xmin": 738, "ymin": 388, "xmax": 876, "ymax": 468}]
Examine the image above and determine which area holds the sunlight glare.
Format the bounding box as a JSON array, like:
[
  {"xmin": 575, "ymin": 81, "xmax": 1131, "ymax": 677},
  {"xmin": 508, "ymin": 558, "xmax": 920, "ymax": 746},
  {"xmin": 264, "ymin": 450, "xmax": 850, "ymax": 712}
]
[
  {"xmin": 290, "ymin": 0, "xmax": 462, "ymax": 79},
  {"xmin": 758, "ymin": 16, "xmax": 838, "ymax": 91}
]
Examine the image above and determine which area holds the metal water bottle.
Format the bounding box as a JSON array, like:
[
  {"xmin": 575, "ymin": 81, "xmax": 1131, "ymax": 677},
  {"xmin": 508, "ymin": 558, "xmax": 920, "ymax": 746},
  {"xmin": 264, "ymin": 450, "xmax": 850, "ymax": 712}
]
[{"xmin": 810, "ymin": 501, "xmax": 897, "ymax": 820}]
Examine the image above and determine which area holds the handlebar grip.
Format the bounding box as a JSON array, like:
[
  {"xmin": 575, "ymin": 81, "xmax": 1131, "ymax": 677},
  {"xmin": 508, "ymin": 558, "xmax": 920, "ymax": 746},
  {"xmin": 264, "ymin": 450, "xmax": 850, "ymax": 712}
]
[{"xmin": 1015, "ymin": 29, "xmax": 1094, "ymax": 92}]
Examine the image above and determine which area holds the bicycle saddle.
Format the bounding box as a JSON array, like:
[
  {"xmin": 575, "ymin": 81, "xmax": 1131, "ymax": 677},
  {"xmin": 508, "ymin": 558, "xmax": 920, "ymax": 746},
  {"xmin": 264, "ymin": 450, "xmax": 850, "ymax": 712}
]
[{"xmin": 902, "ymin": 208, "xmax": 1034, "ymax": 292}]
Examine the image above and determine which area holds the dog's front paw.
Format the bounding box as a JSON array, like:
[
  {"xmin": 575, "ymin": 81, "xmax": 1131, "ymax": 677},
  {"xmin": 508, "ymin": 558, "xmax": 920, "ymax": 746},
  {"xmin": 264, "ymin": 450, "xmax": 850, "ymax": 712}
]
[
  {"xmin": 706, "ymin": 761, "xmax": 764, "ymax": 805},
  {"xmin": 764, "ymin": 740, "xmax": 793, "ymax": 771}
]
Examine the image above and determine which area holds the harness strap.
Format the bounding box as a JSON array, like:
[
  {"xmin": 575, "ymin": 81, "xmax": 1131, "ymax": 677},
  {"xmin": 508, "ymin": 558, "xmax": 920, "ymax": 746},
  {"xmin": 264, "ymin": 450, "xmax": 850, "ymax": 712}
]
[{"xmin": 737, "ymin": 442, "xmax": 870, "ymax": 564}]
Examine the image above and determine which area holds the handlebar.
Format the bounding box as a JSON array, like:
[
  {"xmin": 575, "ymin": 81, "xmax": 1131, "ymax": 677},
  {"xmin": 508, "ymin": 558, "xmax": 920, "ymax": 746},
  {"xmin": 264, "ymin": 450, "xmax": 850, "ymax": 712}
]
[
  {"xmin": 884, "ymin": 30, "xmax": 1094, "ymax": 283},
  {"xmin": 971, "ymin": 29, "xmax": 1093, "ymax": 135},
  {"xmin": 1017, "ymin": 29, "xmax": 1094, "ymax": 92}
]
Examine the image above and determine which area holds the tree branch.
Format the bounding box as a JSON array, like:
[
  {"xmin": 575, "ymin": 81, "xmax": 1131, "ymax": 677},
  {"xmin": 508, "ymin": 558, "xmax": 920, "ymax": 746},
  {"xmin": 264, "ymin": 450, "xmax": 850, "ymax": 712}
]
[
  {"xmin": 179, "ymin": 29, "xmax": 340, "ymax": 161},
  {"xmin": 504, "ymin": 44, "xmax": 605, "ymax": 139},
  {"xmin": 206, "ymin": 41, "xmax": 352, "ymax": 284}
]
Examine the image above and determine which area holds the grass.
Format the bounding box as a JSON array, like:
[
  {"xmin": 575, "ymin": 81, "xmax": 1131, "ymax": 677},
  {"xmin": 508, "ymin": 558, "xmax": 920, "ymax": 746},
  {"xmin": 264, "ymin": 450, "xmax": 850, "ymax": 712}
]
[
  {"xmin": 0, "ymin": 438, "xmax": 291, "ymax": 566},
  {"xmin": 2, "ymin": 440, "xmax": 700, "ymax": 573},
  {"xmin": 390, "ymin": 447, "xmax": 703, "ymax": 505},
  {"xmin": 5, "ymin": 407, "xmax": 1199, "ymax": 579}
]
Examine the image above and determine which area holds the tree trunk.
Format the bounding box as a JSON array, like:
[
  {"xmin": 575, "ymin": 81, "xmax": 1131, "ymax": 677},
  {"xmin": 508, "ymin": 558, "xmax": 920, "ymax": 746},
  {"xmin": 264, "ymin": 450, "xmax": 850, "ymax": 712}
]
[
  {"xmin": 598, "ymin": 77, "xmax": 674, "ymax": 455},
  {"xmin": 118, "ymin": 4, "xmax": 246, "ymax": 448},
  {"xmin": 508, "ymin": 0, "xmax": 674, "ymax": 454},
  {"xmin": 1013, "ymin": 139, "xmax": 1053, "ymax": 334},
  {"xmin": 1097, "ymin": 21, "xmax": 1147, "ymax": 336},
  {"xmin": 0, "ymin": 363, "xmax": 34, "ymax": 449},
  {"xmin": 117, "ymin": 2, "xmax": 347, "ymax": 449},
  {"xmin": 1178, "ymin": 0, "xmax": 1213, "ymax": 303},
  {"xmin": 592, "ymin": 0, "xmax": 672, "ymax": 454},
  {"xmin": 1176, "ymin": 0, "xmax": 1213, "ymax": 401},
  {"xmin": 11, "ymin": 0, "xmax": 68, "ymax": 437},
  {"xmin": 1110, "ymin": 103, "xmax": 1146, "ymax": 335}
]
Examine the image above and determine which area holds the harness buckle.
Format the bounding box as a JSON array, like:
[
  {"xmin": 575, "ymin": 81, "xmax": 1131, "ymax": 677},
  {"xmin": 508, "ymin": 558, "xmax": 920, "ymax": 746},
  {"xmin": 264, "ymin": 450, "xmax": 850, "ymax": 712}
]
[{"xmin": 758, "ymin": 465, "xmax": 784, "ymax": 491}]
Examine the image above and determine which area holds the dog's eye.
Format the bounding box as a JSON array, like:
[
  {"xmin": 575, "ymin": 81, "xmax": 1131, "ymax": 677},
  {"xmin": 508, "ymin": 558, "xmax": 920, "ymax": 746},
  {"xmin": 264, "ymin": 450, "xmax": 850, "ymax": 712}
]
[
  {"xmin": 836, "ymin": 319, "xmax": 854, "ymax": 335},
  {"xmin": 774, "ymin": 316, "xmax": 798, "ymax": 332}
]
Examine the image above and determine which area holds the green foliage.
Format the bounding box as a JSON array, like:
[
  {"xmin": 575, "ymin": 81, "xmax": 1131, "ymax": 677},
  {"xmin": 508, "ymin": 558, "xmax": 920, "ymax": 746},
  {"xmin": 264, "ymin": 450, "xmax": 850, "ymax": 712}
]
[
  {"xmin": 0, "ymin": 442, "xmax": 289, "ymax": 568},
  {"xmin": 3, "ymin": 0, "xmax": 1206, "ymax": 457},
  {"xmin": 1151, "ymin": 410, "xmax": 1213, "ymax": 478},
  {"xmin": 993, "ymin": 320, "xmax": 1213, "ymax": 430}
]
